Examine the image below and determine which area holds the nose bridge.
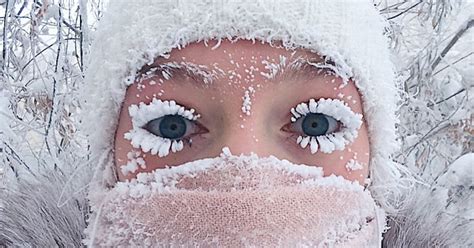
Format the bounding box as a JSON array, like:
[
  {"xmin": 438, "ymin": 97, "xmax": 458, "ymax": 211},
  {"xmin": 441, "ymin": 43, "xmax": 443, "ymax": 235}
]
[{"xmin": 220, "ymin": 122, "xmax": 262, "ymax": 156}]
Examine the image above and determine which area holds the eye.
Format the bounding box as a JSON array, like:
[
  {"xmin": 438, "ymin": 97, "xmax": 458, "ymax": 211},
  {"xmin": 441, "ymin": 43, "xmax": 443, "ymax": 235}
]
[
  {"xmin": 283, "ymin": 113, "xmax": 340, "ymax": 137},
  {"xmin": 297, "ymin": 113, "xmax": 340, "ymax": 136},
  {"xmin": 282, "ymin": 98, "xmax": 362, "ymax": 154},
  {"xmin": 145, "ymin": 114, "xmax": 193, "ymax": 140},
  {"xmin": 124, "ymin": 98, "xmax": 207, "ymax": 157}
]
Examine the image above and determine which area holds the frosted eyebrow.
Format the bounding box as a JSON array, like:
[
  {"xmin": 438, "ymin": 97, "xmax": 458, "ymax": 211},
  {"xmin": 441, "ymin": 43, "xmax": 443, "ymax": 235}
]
[
  {"xmin": 136, "ymin": 57, "xmax": 338, "ymax": 86},
  {"xmin": 277, "ymin": 58, "xmax": 339, "ymax": 83},
  {"xmin": 137, "ymin": 61, "xmax": 218, "ymax": 85}
]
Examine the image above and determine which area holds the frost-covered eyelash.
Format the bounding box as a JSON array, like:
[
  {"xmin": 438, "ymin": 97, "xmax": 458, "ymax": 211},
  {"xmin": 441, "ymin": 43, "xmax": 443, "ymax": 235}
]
[
  {"xmin": 124, "ymin": 98, "xmax": 200, "ymax": 157},
  {"xmin": 291, "ymin": 98, "xmax": 362, "ymax": 154}
]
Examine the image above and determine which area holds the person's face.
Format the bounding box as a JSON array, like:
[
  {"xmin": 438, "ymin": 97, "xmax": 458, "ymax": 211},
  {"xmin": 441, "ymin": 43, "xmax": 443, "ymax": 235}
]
[{"xmin": 114, "ymin": 40, "xmax": 370, "ymax": 184}]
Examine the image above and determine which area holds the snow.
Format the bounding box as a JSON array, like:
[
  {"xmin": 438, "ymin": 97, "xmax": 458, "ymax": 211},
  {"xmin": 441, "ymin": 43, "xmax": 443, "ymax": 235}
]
[
  {"xmin": 345, "ymin": 159, "xmax": 364, "ymax": 172},
  {"xmin": 44, "ymin": 4, "xmax": 60, "ymax": 22},
  {"xmin": 124, "ymin": 98, "xmax": 199, "ymax": 157},
  {"xmin": 437, "ymin": 153, "xmax": 473, "ymax": 188},
  {"xmin": 296, "ymin": 136, "xmax": 320, "ymax": 154},
  {"xmin": 259, "ymin": 59, "xmax": 281, "ymax": 79},
  {"xmin": 433, "ymin": 153, "xmax": 474, "ymax": 221},
  {"xmin": 298, "ymin": 136, "xmax": 310, "ymax": 148},
  {"xmin": 307, "ymin": 59, "xmax": 351, "ymax": 85},
  {"xmin": 120, "ymin": 151, "xmax": 147, "ymax": 176},
  {"xmin": 430, "ymin": 153, "xmax": 473, "ymax": 214},
  {"xmin": 115, "ymin": 153, "xmax": 328, "ymax": 195},
  {"xmin": 0, "ymin": 90, "xmax": 16, "ymax": 141},
  {"xmin": 85, "ymin": 152, "xmax": 384, "ymax": 246},
  {"xmin": 112, "ymin": 152, "xmax": 378, "ymax": 197},
  {"xmin": 241, "ymin": 86, "xmax": 255, "ymax": 116},
  {"xmin": 309, "ymin": 137, "xmax": 319, "ymax": 154},
  {"xmin": 221, "ymin": 146, "xmax": 233, "ymax": 157}
]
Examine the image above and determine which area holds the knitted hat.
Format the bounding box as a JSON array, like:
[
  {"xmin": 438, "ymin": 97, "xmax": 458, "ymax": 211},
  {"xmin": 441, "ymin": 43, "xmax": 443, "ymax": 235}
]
[{"xmin": 81, "ymin": 0, "xmax": 402, "ymax": 212}]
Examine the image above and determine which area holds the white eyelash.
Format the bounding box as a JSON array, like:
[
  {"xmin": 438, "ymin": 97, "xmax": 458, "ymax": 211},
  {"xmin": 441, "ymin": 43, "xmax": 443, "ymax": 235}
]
[
  {"xmin": 124, "ymin": 98, "xmax": 200, "ymax": 157},
  {"xmin": 292, "ymin": 98, "xmax": 362, "ymax": 154}
]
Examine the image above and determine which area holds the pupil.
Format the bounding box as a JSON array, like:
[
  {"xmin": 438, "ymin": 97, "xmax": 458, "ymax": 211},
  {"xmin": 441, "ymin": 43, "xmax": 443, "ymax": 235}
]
[{"xmin": 302, "ymin": 113, "xmax": 329, "ymax": 136}]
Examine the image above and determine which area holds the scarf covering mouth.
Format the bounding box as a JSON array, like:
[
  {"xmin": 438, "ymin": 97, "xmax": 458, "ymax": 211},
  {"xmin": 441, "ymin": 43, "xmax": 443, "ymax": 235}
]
[{"xmin": 85, "ymin": 153, "xmax": 384, "ymax": 247}]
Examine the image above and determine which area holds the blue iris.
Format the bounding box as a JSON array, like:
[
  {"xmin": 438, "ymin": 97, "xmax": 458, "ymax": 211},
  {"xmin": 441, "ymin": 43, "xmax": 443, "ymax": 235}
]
[
  {"xmin": 145, "ymin": 115, "xmax": 186, "ymax": 140},
  {"xmin": 301, "ymin": 113, "xmax": 330, "ymax": 136}
]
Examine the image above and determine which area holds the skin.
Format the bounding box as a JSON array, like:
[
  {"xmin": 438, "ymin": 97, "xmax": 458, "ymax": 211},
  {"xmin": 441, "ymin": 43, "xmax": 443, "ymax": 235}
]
[{"xmin": 114, "ymin": 40, "xmax": 371, "ymax": 184}]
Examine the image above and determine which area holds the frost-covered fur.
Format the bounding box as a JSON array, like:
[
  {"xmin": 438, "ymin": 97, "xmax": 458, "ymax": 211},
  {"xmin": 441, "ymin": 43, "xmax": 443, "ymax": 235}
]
[
  {"xmin": 382, "ymin": 184, "xmax": 473, "ymax": 247},
  {"xmin": 0, "ymin": 166, "xmax": 471, "ymax": 247},
  {"xmin": 0, "ymin": 170, "xmax": 90, "ymax": 247}
]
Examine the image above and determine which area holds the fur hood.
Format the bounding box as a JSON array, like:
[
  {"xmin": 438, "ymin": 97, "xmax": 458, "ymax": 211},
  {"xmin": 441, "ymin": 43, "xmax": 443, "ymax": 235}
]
[{"xmin": 0, "ymin": 156, "xmax": 472, "ymax": 247}]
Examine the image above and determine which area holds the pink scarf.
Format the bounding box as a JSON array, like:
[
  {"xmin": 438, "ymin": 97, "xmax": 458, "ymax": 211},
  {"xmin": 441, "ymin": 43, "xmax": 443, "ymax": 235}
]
[{"xmin": 86, "ymin": 155, "xmax": 384, "ymax": 247}]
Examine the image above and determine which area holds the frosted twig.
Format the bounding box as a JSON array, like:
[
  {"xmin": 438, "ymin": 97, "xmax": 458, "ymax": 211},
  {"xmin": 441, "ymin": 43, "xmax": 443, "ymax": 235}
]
[
  {"xmin": 45, "ymin": 0, "xmax": 63, "ymax": 159},
  {"xmin": 387, "ymin": 0, "xmax": 422, "ymax": 20},
  {"xmin": 3, "ymin": 141, "xmax": 37, "ymax": 176},
  {"xmin": 431, "ymin": 18, "xmax": 474, "ymax": 70},
  {"xmin": 403, "ymin": 94, "xmax": 467, "ymax": 159},
  {"xmin": 2, "ymin": 0, "xmax": 10, "ymax": 72}
]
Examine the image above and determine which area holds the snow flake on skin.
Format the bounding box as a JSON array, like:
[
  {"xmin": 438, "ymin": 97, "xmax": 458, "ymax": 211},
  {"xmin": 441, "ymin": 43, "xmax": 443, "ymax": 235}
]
[
  {"xmin": 121, "ymin": 151, "xmax": 146, "ymax": 176},
  {"xmin": 259, "ymin": 55, "xmax": 287, "ymax": 80},
  {"xmin": 241, "ymin": 86, "xmax": 255, "ymax": 116},
  {"xmin": 292, "ymin": 98, "xmax": 362, "ymax": 154},
  {"xmin": 345, "ymin": 151, "xmax": 366, "ymax": 172},
  {"xmin": 137, "ymin": 82, "xmax": 146, "ymax": 91},
  {"xmin": 220, "ymin": 146, "xmax": 233, "ymax": 157},
  {"xmin": 345, "ymin": 159, "xmax": 363, "ymax": 172}
]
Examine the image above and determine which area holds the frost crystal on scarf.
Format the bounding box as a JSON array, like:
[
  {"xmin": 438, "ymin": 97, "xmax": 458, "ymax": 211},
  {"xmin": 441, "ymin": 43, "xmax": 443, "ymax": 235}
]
[{"xmin": 84, "ymin": 153, "xmax": 385, "ymax": 247}]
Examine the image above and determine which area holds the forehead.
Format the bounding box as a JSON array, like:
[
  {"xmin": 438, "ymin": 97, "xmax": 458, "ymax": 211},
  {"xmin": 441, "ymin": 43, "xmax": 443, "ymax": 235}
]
[
  {"xmin": 165, "ymin": 39, "xmax": 314, "ymax": 64},
  {"xmin": 136, "ymin": 40, "xmax": 332, "ymax": 89},
  {"xmin": 129, "ymin": 39, "xmax": 362, "ymax": 109}
]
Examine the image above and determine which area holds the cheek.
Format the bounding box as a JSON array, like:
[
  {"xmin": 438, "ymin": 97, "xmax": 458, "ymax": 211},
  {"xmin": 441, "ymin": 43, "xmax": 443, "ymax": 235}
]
[
  {"xmin": 281, "ymin": 121, "xmax": 370, "ymax": 185},
  {"xmin": 318, "ymin": 123, "xmax": 370, "ymax": 184},
  {"xmin": 114, "ymin": 108, "xmax": 214, "ymax": 181},
  {"xmin": 114, "ymin": 106, "xmax": 135, "ymax": 181}
]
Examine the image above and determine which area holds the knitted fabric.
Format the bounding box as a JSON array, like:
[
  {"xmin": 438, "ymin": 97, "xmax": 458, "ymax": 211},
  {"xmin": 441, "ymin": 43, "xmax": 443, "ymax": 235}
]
[{"xmin": 85, "ymin": 155, "xmax": 384, "ymax": 247}]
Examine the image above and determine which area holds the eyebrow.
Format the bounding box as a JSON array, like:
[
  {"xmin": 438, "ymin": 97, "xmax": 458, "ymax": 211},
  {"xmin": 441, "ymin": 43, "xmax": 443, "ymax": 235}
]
[
  {"xmin": 278, "ymin": 57, "xmax": 338, "ymax": 83},
  {"xmin": 136, "ymin": 61, "xmax": 219, "ymax": 85},
  {"xmin": 136, "ymin": 56, "xmax": 338, "ymax": 86}
]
